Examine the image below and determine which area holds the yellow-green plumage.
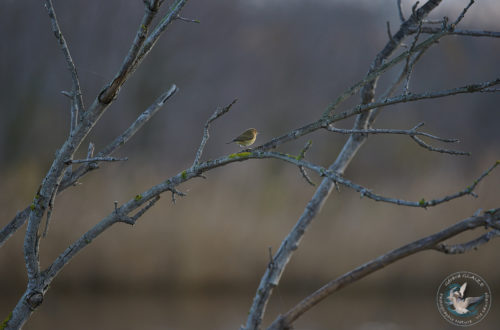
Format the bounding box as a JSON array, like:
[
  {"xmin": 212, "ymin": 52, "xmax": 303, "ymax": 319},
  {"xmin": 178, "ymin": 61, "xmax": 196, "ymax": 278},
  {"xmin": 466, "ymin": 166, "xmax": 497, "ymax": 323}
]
[{"xmin": 227, "ymin": 128, "xmax": 258, "ymax": 147}]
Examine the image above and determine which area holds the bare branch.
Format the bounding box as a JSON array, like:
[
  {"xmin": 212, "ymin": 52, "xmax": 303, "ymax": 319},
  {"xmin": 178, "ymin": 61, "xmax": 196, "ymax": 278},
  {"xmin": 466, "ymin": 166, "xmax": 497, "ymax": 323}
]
[
  {"xmin": 175, "ymin": 15, "xmax": 200, "ymax": 24},
  {"xmin": 64, "ymin": 156, "xmax": 129, "ymax": 165},
  {"xmin": 244, "ymin": 2, "xmax": 493, "ymax": 323},
  {"xmin": 130, "ymin": 195, "xmax": 161, "ymax": 222},
  {"xmin": 397, "ymin": 0, "xmax": 405, "ymax": 22},
  {"xmin": 44, "ymin": 0, "xmax": 84, "ymax": 129},
  {"xmin": 433, "ymin": 229, "xmax": 500, "ymax": 254},
  {"xmin": 169, "ymin": 187, "xmax": 186, "ymax": 204},
  {"xmin": 327, "ymin": 122, "xmax": 457, "ymax": 142},
  {"xmin": 331, "ymin": 78, "xmax": 500, "ymax": 124},
  {"xmin": 193, "ymin": 99, "xmax": 238, "ymax": 166},
  {"xmin": 0, "ymin": 85, "xmax": 178, "ymax": 247},
  {"xmin": 98, "ymin": 0, "xmax": 164, "ymax": 104},
  {"xmin": 321, "ymin": 25, "xmax": 447, "ymax": 118},
  {"xmin": 386, "ymin": 21, "xmax": 395, "ymax": 44},
  {"xmin": 256, "ymin": 77, "xmax": 500, "ymax": 153},
  {"xmin": 410, "ymin": 135, "xmax": 469, "ymax": 155},
  {"xmin": 87, "ymin": 142, "xmax": 95, "ymax": 158},
  {"xmin": 123, "ymin": 0, "xmax": 189, "ymax": 97},
  {"xmin": 411, "ymin": 1, "xmax": 420, "ymax": 15},
  {"xmin": 3, "ymin": 76, "xmax": 496, "ymax": 248},
  {"xmin": 403, "ymin": 20, "xmax": 423, "ymax": 94},
  {"xmin": 419, "ymin": 27, "xmax": 500, "ymax": 38},
  {"xmin": 261, "ymin": 152, "xmax": 497, "ymax": 208},
  {"xmin": 101, "ymin": 85, "xmax": 178, "ymax": 158},
  {"xmin": 268, "ymin": 209, "xmax": 500, "ymax": 330},
  {"xmin": 297, "ymin": 140, "xmax": 315, "ymax": 186},
  {"xmin": 452, "ymin": 0, "xmax": 474, "ymax": 27},
  {"xmin": 327, "ymin": 122, "xmax": 469, "ymax": 156}
]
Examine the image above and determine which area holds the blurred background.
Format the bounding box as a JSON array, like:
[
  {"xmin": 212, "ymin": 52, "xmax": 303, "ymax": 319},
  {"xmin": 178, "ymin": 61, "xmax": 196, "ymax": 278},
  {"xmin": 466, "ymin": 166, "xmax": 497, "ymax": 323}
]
[{"xmin": 1, "ymin": 0, "xmax": 499, "ymax": 329}]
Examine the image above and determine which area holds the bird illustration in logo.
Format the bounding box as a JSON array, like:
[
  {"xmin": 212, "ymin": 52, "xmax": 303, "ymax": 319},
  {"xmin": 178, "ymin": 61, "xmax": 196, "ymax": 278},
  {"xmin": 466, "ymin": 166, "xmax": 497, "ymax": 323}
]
[{"xmin": 447, "ymin": 282, "xmax": 484, "ymax": 315}]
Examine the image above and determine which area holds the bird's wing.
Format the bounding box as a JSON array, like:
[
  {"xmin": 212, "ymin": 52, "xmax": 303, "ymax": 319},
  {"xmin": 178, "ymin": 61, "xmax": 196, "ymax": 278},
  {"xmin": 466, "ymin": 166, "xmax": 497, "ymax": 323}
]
[
  {"xmin": 465, "ymin": 295, "xmax": 484, "ymax": 306},
  {"xmin": 460, "ymin": 282, "xmax": 467, "ymax": 296}
]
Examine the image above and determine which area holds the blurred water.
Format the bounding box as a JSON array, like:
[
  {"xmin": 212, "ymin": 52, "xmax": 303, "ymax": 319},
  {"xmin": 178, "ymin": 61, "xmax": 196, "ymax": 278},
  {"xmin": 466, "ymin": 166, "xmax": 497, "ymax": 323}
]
[{"xmin": 2, "ymin": 289, "xmax": 499, "ymax": 330}]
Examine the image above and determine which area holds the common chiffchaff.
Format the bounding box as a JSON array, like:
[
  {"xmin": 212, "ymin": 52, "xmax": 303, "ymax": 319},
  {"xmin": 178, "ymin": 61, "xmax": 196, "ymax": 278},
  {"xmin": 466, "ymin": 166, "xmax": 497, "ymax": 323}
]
[{"xmin": 226, "ymin": 128, "xmax": 258, "ymax": 147}]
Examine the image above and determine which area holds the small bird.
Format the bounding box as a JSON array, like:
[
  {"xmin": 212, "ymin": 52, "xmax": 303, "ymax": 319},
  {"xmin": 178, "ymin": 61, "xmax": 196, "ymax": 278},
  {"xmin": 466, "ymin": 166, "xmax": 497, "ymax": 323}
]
[{"xmin": 226, "ymin": 128, "xmax": 258, "ymax": 147}]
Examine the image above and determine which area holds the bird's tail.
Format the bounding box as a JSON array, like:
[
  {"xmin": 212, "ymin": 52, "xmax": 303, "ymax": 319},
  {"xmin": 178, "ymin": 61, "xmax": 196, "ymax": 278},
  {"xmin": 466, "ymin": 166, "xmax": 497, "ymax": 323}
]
[{"xmin": 226, "ymin": 140, "xmax": 234, "ymax": 144}]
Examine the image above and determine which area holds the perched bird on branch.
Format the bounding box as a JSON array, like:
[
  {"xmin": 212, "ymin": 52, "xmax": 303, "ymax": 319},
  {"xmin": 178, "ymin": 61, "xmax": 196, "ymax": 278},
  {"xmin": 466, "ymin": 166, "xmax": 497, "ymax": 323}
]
[{"xmin": 226, "ymin": 128, "xmax": 258, "ymax": 147}]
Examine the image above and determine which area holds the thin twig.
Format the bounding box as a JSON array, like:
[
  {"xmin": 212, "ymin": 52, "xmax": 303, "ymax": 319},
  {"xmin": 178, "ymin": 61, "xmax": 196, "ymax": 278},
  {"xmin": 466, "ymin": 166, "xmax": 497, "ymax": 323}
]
[
  {"xmin": 403, "ymin": 20, "xmax": 423, "ymax": 94},
  {"xmin": 175, "ymin": 15, "xmax": 200, "ymax": 23},
  {"xmin": 411, "ymin": 1, "xmax": 420, "ymax": 15},
  {"xmin": 130, "ymin": 195, "xmax": 161, "ymax": 222},
  {"xmin": 419, "ymin": 27, "xmax": 500, "ymax": 38},
  {"xmin": 126, "ymin": 0, "xmax": 189, "ymax": 93},
  {"xmin": 62, "ymin": 85, "xmax": 177, "ymax": 185},
  {"xmin": 44, "ymin": 0, "xmax": 84, "ymax": 128},
  {"xmin": 87, "ymin": 142, "xmax": 95, "ymax": 158},
  {"xmin": 397, "ymin": 0, "xmax": 405, "ymax": 22},
  {"xmin": 322, "ymin": 16, "xmax": 452, "ymax": 119},
  {"xmin": 327, "ymin": 123, "xmax": 469, "ymax": 156},
  {"xmin": 411, "ymin": 135, "xmax": 469, "ymax": 155},
  {"xmin": 386, "ymin": 21, "xmax": 395, "ymax": 44},
  {"xmin": 65, "ymin": 156, "xmax": 129, "ymax": 165},
  {"xmin": 169, "ymin": 187, "xmax": 186, "ymax": 204},
  {"xmin": 262, "ymin": 152, "xmax": 498, "ymax": 209},
  {"xmin": 193, "ymin": 99, "xmax": 238, "ymax": 166},
  {"xmin": 98, "ymin": 0, "xmax": 164, "ymax": 104},
  {"xmin": 368, "ymin": 46, "xmax": 432, "ymax": 126},
  {"xmin": 297, "ymin": 140, "xmax": 315, "ymax": 186},
  {"xmin": 452, "ymin": 0, "xmax": 474, "ymax": 27},
  {"xmin": 433, "ymin": 229, "xmax": 500, "ymax": 254},
  {"xmin": 327, "ymin": 122, "xmax": 458, "ymax": 142},
  {"xmin": 332, "ymin": 78, "xmax": 500, "ymax": 124}
]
